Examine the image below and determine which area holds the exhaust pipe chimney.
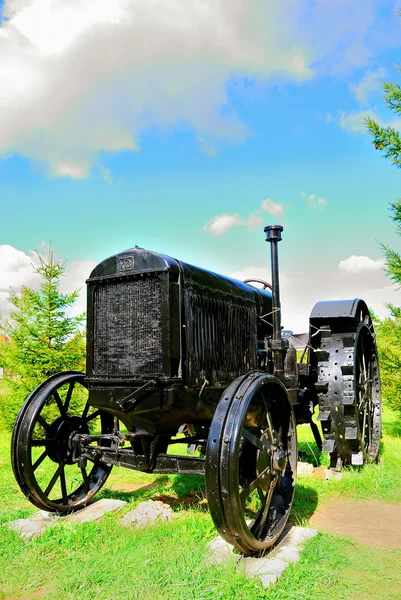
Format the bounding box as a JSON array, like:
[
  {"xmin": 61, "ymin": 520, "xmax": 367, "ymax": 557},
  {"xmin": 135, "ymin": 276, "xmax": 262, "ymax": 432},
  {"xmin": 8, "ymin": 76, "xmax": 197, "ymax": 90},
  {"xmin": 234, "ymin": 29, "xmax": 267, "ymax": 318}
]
[{"xmin": 264, "ymin": 224, "xmax": 284, "ymax": 375}]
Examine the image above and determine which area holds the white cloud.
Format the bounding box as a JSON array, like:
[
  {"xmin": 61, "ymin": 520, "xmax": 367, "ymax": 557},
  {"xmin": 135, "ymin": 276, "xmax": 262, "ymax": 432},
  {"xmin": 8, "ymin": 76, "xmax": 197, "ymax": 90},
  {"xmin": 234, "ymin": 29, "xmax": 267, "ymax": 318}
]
[
  {"xmin": 230, "ymin": 266, "xmax": 271, "ymax": 285},
  {"xmin": 0, "ymin": 0, "xmax": 314, "ymax": 177},
  {"xmin": 229, "ymin": 265, "xmax": 309, "ymax": 333},
  {"xmin": 260, "ymin": 198, "xmax": 284, "ymax": 217},
  {"xmin": 301, "ymin": 191, "xmax": 327, "ymax": 211},
  {"xmin": 59, "ymin": 259, "xmax": 97, "ymax": 316},
  {"xmin": 204, "ymin": 197, "xmax": 284, "ymax": 235},
  {"xmin": 350, "ymin": 68, "xmax": 387, "ymax": 104},
  {"xmin": 339, "ymin": 109, "xmax": 401, "ymax": 135},
  {"xmin": 0, "ymin": 245, "xmax": 40, "ymax": 314},
  {"xmin": 297, "ymin": 0, "xmax": 398, "ymax": 75},
  {"xmin": 0, "ymin": 244, "xmax": 95, "ymax": 317},
  {"xmin": 203, "ymin": 214, "xmax": 244, "ymax": 236},
  {"xmin": 227, "ymin": 261, "xmax": 398, "ymax": 333},
  {"xmin": 338, "ymin": 255, "xmax": 385, "ymax": 274},
  {"xmin": 54, "ymin": 163, "xmax": 89, "ymax": 179},
  {"xmin": 244, "ymin": 214, "xmax": 263, "ymax": 230},
  {"xmin": 338, "ymin": 109, "xmax": 377, "ymax": 134}
]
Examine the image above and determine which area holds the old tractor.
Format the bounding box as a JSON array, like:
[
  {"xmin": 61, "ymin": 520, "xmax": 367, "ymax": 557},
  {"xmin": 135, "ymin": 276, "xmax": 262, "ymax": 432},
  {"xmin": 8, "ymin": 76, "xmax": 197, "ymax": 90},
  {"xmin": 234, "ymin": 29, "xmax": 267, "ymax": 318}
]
[{"xmin": 11, "ymin": 225, "xmax": 381, "ymax": 554}]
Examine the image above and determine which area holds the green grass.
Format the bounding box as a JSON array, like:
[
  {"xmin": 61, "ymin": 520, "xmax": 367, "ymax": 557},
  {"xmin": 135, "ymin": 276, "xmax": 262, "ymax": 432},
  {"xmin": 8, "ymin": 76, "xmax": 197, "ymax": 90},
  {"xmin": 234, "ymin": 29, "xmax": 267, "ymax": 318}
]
[
  {"xmin": 0, "ymin": 406, "xmax": 400, "ymax": 599},
  {"xmin": 0, "ymin": 381, "xmax": 9, "ymax": 394}
]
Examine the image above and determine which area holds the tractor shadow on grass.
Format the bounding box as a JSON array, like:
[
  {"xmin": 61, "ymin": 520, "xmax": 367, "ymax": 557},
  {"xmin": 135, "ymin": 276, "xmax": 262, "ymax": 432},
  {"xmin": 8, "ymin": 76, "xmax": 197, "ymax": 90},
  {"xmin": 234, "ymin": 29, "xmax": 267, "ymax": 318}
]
[
  {"xmin": 99, "ymin": 474, "xmax": 208, "ymax": 511},
  {"xmin": 99, "ymin": 475, "xmax": 170, "ymax": 503},
  {"xmin": 100, "ymin": 473, "xmax": 319, "ymax": 522},
  {"xmin": 290, "ymin": 483, "xmax": 319, "ymax": 524}
]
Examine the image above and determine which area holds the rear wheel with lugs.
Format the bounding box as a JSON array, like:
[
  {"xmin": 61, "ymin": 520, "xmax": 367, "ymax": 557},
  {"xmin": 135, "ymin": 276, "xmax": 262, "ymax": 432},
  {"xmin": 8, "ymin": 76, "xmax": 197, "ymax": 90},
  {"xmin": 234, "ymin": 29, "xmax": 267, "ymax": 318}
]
[{"xmin": 314, "ymin": 309, "xmax": 381, "ymax": 468}]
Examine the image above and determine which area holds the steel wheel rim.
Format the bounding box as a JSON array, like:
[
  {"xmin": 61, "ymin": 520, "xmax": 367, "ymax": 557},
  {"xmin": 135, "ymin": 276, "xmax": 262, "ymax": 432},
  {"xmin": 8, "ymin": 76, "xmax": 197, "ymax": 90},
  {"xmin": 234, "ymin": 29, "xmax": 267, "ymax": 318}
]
[
  {"xmin": 12, "ymin": 372, "xmax": 113, "ymax": 512},
  {"xmin": 206, "ymin": 373, "xmax": 297, "ymax": 554}
]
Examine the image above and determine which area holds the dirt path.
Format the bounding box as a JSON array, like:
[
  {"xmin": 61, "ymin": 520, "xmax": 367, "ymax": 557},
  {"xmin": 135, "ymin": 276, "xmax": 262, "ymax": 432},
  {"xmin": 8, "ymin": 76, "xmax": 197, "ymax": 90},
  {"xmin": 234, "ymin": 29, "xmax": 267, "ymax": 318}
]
[{"xmin": 310, "ymin": 499, "xmax": 401, "ymax": 548}]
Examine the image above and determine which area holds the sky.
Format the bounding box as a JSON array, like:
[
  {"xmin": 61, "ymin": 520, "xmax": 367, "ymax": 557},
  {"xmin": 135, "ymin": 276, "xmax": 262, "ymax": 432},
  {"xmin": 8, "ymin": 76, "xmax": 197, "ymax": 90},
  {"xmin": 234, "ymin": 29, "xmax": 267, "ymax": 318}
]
[{"xmin": 1, "ymin": 0, "xmax": 401, "ymax": 332}]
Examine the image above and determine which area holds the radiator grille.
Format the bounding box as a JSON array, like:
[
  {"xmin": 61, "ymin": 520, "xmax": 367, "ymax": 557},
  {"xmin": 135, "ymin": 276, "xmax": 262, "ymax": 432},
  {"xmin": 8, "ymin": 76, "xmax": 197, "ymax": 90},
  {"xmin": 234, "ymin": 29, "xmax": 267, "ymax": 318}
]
[
  {"xmin": 186, "ymin": 291, "xmax": 257, "ymax": 385},
  {"xmin": 93, "ymin": 277, "xmax": 163, "ymax": 375}
]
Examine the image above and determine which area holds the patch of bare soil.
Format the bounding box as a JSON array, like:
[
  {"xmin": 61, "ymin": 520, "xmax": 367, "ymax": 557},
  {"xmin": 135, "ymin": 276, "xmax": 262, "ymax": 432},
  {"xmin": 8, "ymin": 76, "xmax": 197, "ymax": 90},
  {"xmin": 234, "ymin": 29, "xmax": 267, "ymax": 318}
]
[
  {"xmin": 310, "ymin": 499, "xmax": 401, "ymax": 548},
  {"xmin": 13, "ymin": 586, "xmax": 52, "ymax": 599},
  {"xmin": 311, "ymin": 466, "xmax": 327, "ymax": 480},
  {"xmin": 154, "ymin": 492, "xmax": 208, "ymax": 510}
]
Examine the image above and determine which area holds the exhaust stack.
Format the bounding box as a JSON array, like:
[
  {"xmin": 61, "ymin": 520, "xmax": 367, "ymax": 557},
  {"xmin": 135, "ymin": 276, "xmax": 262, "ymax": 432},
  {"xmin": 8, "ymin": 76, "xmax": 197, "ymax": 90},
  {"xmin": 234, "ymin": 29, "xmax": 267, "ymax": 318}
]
[{"xmin": 264, "ymin": 224, "xmax": 284, "ymax": 376}]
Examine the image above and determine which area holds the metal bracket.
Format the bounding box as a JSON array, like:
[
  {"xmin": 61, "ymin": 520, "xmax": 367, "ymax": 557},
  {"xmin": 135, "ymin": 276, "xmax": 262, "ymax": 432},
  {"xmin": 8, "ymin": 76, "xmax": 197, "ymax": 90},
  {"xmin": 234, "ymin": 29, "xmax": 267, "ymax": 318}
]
[{"xmin": 116, "ymin": 379, "xmax": 157, "ymax": 411}]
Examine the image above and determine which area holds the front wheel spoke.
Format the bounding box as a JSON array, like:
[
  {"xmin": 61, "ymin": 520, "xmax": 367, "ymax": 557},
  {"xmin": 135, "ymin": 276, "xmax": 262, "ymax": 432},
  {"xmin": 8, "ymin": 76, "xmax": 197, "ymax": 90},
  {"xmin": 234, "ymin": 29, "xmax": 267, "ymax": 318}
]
[
  {"xmin": 257, "ymin": 486, "xmax": 265, "ymax": 504},
  {"xmin": 37, "ymin": 415, "xmax": 50, "ymax": 432},
  {"xmin": 242, "ymin": 428, "xmax": 268, "ymax": 453},
  {"xmin": 64, "ymin": 381, "xmax": 75, "ymax": 413},
  {"xmin": 60, "ymin": 467, "xmax": 68, "ymax": 505},
  {"xmin": 53, "ymin": 390, "xmax": 65, "ymax": 415},
  {"xmin": 81, "ymin": 467, "xmax": 90, "ymax": 494},
  {"xmin": 261, "ymin": 391, "xmax": 275, "ymax": 444},
  {"xmin": 85, "ymin": 410, "xmax": 101, "ymax": 424},
  {"xmin": 255, "ymin": 477, "xmax": 277, "ymax": 537},
  {"xmin": 44, "ymin": 462, "xmax": 64, "ymax": 497},
  {"xmin": 31, "ymin": 438, "xmax": 55, "ymax": 447},
  {"xmin": 265, "ymin": 411, "xmax": 275, "ymax": 445},
  {"xmin": 32, "ymin": 450, "xmax": 48, "ymax": 471},
  {"xmin": 81, "ymin": 403, "xmax": 90, "ymax": 421},
  {"xmin": 240, "ymin": 466, "xmax": 270, "ymax": 506}
]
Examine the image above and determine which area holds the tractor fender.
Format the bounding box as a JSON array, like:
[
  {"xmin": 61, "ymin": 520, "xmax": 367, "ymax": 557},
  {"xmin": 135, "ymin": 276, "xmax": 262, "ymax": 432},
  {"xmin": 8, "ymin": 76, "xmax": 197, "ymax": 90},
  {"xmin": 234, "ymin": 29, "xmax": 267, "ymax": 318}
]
[{"xmin": 309, "ymin": 299, "xmax": 370, "ymax": 324}]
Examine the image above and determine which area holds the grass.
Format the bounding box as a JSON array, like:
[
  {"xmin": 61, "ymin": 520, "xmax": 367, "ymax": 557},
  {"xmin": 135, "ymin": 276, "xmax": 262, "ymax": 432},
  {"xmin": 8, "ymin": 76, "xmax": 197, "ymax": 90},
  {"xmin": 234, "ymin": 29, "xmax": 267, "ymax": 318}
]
[
  {"xmin": 0, "ymin": 381, "xmax": 9, "ymax": 393},
  {"xmin": 0, "ymin": 405, "xmax": 400, "ymax": 599}
]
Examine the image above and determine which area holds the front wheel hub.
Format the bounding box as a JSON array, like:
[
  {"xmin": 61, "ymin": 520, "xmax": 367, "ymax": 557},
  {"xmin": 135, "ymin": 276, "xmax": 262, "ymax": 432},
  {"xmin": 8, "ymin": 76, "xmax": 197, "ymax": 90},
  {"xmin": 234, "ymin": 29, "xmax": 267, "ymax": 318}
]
[
  {"xmin": 272, "ymin": 449, "xmax": 287, "ymax": 472},
  {"xmin": 47, "ymin": 416, "xmax": 89, "ymax": 465}
]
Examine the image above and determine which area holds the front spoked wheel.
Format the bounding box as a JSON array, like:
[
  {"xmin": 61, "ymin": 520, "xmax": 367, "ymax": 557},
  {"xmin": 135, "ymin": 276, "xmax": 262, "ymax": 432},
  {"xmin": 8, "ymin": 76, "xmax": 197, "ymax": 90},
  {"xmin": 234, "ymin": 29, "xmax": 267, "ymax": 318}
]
[
  {"xmin": 11, "ymin": 372, "xmax": 114, "ymax": 512},
  {"xmin": 206, "ymin": 372, "xmax": 297, "ymax": 555}
]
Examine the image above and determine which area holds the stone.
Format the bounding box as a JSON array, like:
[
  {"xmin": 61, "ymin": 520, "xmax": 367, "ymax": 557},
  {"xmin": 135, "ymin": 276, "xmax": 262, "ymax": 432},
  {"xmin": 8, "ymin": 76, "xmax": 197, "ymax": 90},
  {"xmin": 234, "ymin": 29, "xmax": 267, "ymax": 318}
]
[
  {"xmin": 8, "ymin": 514, "xmax": 54, "ymax": 539},
  {"xmin": 206, "ymin": 536, "xmax": 241, "ymax": 565},
  {"xmin": 259, "ymin": 573, "xmax": 279, "ymax": 588},
  {"xmin": 297, "ymin": 461, "xmax": 314, "ymax": 477},
  {"xmin": 275, "ymin": 546, "xmax": 300, "ymax": 564},
  {"xmin": 7, "ymin": 498, "xmax": 127, "ymax": 540},
  {"xmin": 206, "ymin": 525, "xmax": 318, "ymax": 589},
  {"xmin": 244, "ymin": 557, "xmax": 287, "ymax": 576},
  {"xmin": 62, "ymin": 499, "xmax": 126, "ymax": 523},
  {"xmin": 119, "ymin": 499, "xmax": 174, "ymax": 528}
]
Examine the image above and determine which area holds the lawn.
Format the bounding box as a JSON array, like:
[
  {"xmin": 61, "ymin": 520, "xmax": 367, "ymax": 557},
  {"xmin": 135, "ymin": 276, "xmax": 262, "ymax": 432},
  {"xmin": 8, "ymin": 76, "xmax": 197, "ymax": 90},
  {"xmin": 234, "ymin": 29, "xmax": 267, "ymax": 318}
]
[{"xmin": 0, "ymin": 406, "xmax": 400, "ymax": 599}]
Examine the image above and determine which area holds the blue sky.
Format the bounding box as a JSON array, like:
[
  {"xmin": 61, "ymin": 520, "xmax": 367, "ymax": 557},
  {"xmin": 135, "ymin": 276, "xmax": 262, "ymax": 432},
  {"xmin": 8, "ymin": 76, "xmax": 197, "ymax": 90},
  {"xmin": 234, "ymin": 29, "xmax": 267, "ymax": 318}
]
[{"xmin": 1, "ymin": 0, "xmax": 401, "ymax": 330}]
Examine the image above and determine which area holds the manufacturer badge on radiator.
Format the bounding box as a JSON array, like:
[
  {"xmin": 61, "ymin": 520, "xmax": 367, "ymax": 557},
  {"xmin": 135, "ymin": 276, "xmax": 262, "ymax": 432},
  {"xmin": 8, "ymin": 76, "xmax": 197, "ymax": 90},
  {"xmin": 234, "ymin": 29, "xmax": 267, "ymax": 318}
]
[{"xmin": 118, "ymin": 256, "xmax": 134, "ymax": 272}]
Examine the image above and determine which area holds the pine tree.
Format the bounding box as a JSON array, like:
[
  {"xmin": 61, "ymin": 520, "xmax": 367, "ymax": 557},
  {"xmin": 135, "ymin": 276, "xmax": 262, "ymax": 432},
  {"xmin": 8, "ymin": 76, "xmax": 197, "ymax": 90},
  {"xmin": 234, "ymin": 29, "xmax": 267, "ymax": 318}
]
[
  {"xmin": 366, "ymin": 75, "xmax": 401, "ymax": 412},
  {"xmin": 366, "ymin": 81, "xmax": 401, "ymax": 165},
  {"xmin": 0, "ymin": 246, "xmax": 86, "ymax": 429}
]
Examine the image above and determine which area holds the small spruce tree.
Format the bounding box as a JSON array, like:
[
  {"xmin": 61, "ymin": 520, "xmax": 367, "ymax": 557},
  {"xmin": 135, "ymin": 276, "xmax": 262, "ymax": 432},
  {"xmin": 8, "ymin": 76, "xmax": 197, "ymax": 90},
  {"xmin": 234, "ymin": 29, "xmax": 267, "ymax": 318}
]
[{"xmin": 0, "ymin": 246, "xmax": 86, "ymax": 429}]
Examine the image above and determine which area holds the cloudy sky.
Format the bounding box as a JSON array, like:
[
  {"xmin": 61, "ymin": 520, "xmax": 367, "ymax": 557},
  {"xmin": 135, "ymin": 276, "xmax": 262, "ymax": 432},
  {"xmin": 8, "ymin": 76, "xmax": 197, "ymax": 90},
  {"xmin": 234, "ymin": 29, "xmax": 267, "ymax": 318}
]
[{"xmin": 1, "ymin": 0, "xmax": 401, "ymax": 331}]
